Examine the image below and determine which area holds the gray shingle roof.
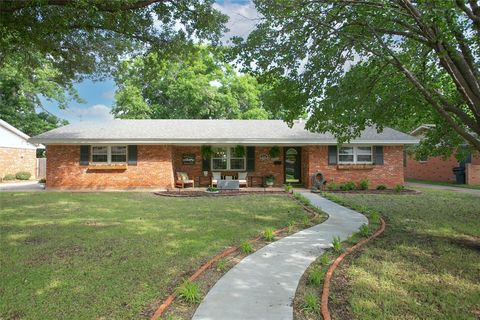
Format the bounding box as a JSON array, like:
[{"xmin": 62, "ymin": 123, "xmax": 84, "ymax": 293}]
[{"xmin": 29, "ymin": 119, "xmax": 418, "ymax": 145}]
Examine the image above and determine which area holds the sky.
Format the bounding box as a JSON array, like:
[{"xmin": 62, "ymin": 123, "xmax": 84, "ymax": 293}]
[{"xmin": 41, "ymin": 0, "xmax": 260, "ymax": 124}]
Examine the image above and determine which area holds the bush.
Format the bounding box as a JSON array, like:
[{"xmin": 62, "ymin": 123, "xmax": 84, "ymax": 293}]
[
  {"xmin": 359, "ymin": 224, "xmax": 370, "ymax": 237},
  {"xmin": 376, "ymin": 184, "xmax": 387, "ymax": 190},
  {"xmin": 394, "ymin": 184, "xmax": 405, "ymax": 192},
  {"xmin": 319, "ymin": 253, "xmax": 330, "ymax": 265},
  {"xmin": 240, "ymin": 241, "xmax": 253, "ymax": 254},
  {"xmin": 358, "ymin": 178, "xmax": 369, "ymax": 190},
  {"xmin": 326, "ymin": 182, "xmax": 338, "ymax": 191},
  {"xmin": 339, "ymin": 180, "xmax": 356, "ymax": 191},
  {"xmin": 15, "ymin": 171, "xmax": 31, "ymax": 180},
  {"xmin": 176, "ymin": 280, "xmax": 201, "ymax": 304},
  {"xmin": 3, "ymin": 174, "xmax": 16, "ymax": 181},
  {"xmin": 284, "ymin": 184, "xmax": 293, "ymax": 193},
  {"xmin": 263, "ymin": 227, "xmax": 275, "ymax": 241}
]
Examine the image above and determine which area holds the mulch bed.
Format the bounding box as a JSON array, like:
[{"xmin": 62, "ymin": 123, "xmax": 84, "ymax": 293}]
[
  {"xmin": 321, "ymin": 189, "xmax": 420, "ymax": 195},
  {"xmin": 154, "ymin": 190, "xmax": 287, "ymax": 197}
]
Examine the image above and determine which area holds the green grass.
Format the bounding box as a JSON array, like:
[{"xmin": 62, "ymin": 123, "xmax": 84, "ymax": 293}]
[
  {"xmin": 0, "ymin": 192, "xmax": 309, "ymax": 319},
  {"xmin": 329, "ymin": 189, "xmax": 480, "ymax": 320},
  {"xmin": 407, "ymin": 178, "xmax": 480, "ymax": 190}
]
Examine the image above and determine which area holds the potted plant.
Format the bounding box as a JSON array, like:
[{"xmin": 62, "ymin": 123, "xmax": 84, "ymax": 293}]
[
  {"xmin": 269, "ymin": 146, "xmax": 280, "ymax": 160},
  {"xmin": 265, "ymin": 175, "xmax": 275, "ymax": 187},
  {"xmin": 203, "ymin": 170, "xmax": 209, "ymax": 177},
  {"xmin": 206, "ymin": 186, "xmax": 219, "ymax": 194}
]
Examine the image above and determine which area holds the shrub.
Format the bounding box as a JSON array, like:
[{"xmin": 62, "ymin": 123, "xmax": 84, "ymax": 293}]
[
  {"xmin": 394, "ymin": 184, "xmax": 405, "ymax": 192},
  {"xmin": 358, "ymin": 178, "xmax": 369, "ymax": 190},
  {"xmin": 332, "ymin": 236, "xmax": 343, "ymax": 252},
  {"xmin": 376, "ymin": 184, "xmax": 387, "ymax": 190},
  {"xmin": 263, "ymin": 227, "xmax": 275, "ymax": 241},
  {"xmin": 38, "ymin": 178, "xmax": 46, "ymax": 183},
  {"xmin": 326, "ymin": 182, "xmax": 338, "ymax": 191},
  {"xmin": 3, "ymin": 174, "xmax": 16, "ymax": 181},
  {"xmin": 176, "ymin": 280, "xmax": 201, "ymax": 304},
  {"xmin": 284, "ymin": 184, "xmax": 293, "ymax": 193},
  {"xmin": 15, "ymin": 171, "xmax": 31, "ymax": 180},
  {"xmin": 216, "ymin": 258, "xmax": 227, "ymax": 272},
  {"xmin": 339, "ymin": 180, "xmax": 356, "ymax": 191},
  {"xmin": 206, "ymin": 186, "xmax": 218, "ymax": 192},
  {"xmin": 240, "ymin": 241, "xmax": 253, "ymax": 254},
  {"xmin": 308, "ymin": 268, "xmax": 324, "ymax": 286},
  {"xmin": 359, "ymin": 224, "xmax": 370, "ymax": 237},
  {"xmin": 268, "ymin": 146, "xmax": 281, "ymax": 158},
  {"xmin": 301, "ymin": 293, "xmax": 320, "ymax": 314}
]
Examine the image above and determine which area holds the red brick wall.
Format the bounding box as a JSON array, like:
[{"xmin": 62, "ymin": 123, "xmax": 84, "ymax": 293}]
[
  {"xmin": 466, "ymin": 164, "xmax": 480, "ymax": 185},
  {"xmin": 0, "ymin": 147, "xmax": 37, "ymax": 179},
  {"xmin": 173, "ymin": 146, "xmax": 203, "ymax": 181},
  {"xmin": 46, "ymin": 145, "xmax": 174, "ymax": 189},
  {"xmin": 303, "ymin": 145, "xmax": 405, "ymax": 188},
  {"xmin": 405, "ymin": 154, "xmax": 458, "ymax": 182}
]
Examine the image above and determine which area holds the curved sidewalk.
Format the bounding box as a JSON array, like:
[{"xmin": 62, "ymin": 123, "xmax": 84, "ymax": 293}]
[{"xmin": 192, "ymin": 192, "xmax": 368, "ymax": 320}]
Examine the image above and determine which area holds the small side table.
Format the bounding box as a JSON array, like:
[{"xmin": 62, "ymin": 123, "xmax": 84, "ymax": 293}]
[
  {"xmin": 248, "ymin": 176, "xmax": 263, "ymax": 187},
  {"xmin": 195, "ymin": 176, "xmax": 212, "ymax": 187}
]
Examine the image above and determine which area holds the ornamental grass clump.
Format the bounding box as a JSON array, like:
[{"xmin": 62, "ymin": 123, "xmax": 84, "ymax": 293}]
[
  {"xmin": 263, "ymin": 227, "xmax": 274, "ymax": 241},
  {"xmin": 308, "ymin": 268, "xmax": 324, "ymax": 286},
  {"xmin": 301, "ymin": 293, "xmax": 320, "ymax": 314},
  {"xmin": 176, "ymin": 280, "xmax": 201, "ymax": 304},
  {"xmin": 332, "ymin": 236, "xmax": 343, "ymax": 252},
  {"xmin": 240, "ymin": 241, "xmax": 253, "ymax": 254}
]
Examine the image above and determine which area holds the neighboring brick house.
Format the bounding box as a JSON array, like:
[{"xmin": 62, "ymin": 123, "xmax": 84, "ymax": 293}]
[
  {"xmin": 0, "ymin": 119, "xmax": 44, "ymax": 180},
  {"xmin": 30, "ymin": 120, "xmax": 418, "ymax": 190},
  {"xmin": 405, "ymin": 124, "xmax": 480, "ymax": 185}
]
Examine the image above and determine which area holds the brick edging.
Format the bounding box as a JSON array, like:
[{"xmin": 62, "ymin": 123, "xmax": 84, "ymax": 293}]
[{"xmin": 321, "ymin": 217, "xmax": 386, "ymax": 320}]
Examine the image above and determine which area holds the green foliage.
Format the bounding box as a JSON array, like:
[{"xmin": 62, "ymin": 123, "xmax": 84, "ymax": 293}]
[
  {"xmin": 113, "ymin": 46, "xmax": 276, "ymax": 120},
  {"xmin": 233, "ymin": 145, "xmax": 246, "ymax": 158},
  {"xmin": 263, "ymin": 227, "xmax": 275, "ymax": 241},
  {"xmin": 176, "ymin": 280, "xmax": 201, "ymax": 304},
  {"xmin": 38, "ymin": 178, "xmax": 46, "ymax": 184},
  {"xmin": 240, "ymin": 241, "xmax": 253, "ymax": 254},
  {"xmin": 284, "ymin": 184, "xmax": 293, "ymax": 193},
  {"xmin": 265, "ymin": 175, "xmax": 275, "ymax": 184},
  {"xmin": 326, "ymin": 182, "xmax": 338, "ymax": 191},
  {"xmin": 301, "ymin": 293, "xmax": 320, "ymax": 314},
  {"xmin": 206, "ymin": 186, "xmax": 218, "ymax": 192},
  {"xmin": 3, "ymin": 174, "xmax": 15, "ymax": 181},
  {"xmin": 308, "ymin": 268, "xmax": 324, "ymax": 286},
  {"xmin": 369, "ymin": 211, "xmax": 381, "ymax": 224},
  {"xmin": 216, "ymin": 258, "xmax": 227, "ymax": 272},
  {"xmin": 201, "ymin": 146, "xmax": 213, "ymax": 160},
  {"xmin": 268, "ymin": 146, "xmax": 281, "ymax": 158},
  {"xmin": 332, "ymin": 236, "xmax": 343, "ymax": 252},
  {"xmin": 359, "ymin": 224, "xmax": 370, "ymax": 237},
  {"xmin": 287, "ymin": 220, "xmax": 296, "ymax": 233},
  {"xmin": 358, "ymin": 178, "xmax": 369, "ymax": 190},
  {"xmin": 395, "ymin": 184, "xmax": 405, "ymax": 193},
  {"xmin": 340, "ymin": 181, "xmax": 356, "ymax": 191},
  {"xmin": 15, "ymin": 172, "xmax": 31, "ymax": 180},
  {"xmin": 234, "ymin": 1, "xmax": 480, "ymax": 153},
  {"xmin": 319, "ymin": 254, "xmax": 330, "ymax": 266},
  {"xmin": 376, "ymin": 184, "xmax": 387, "ymax": 190},
  {"xmin": 302, "ymin": 215, "xmax": 310, "ymax": 226}
]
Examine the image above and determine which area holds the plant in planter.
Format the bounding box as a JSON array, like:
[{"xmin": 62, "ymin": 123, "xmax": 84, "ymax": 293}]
[
  {"xmin": 268, "ymin": 146, "xmax": 280, "ymax": 159},
  {"xmin": 201, "ymin": 145, "xmax": 213, "ymax": 160},
  {"xmin": 233, "ymin": 145, "xmax": 246, "ymax": 158},
  {"xmin": 265, "ymin": 175, "xmax": 275, "ymax": 187}
]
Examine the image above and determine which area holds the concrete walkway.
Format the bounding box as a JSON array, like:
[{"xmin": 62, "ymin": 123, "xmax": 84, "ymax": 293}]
[
  {"xmin": 192, "ymin": 192, "xmax": 368, "ymax": 320},
  {"xmin": 406, "ymin": 182, "xmax": 480, "ymax": 196},
  {"xmin": 0, "ymin": 181, "xmax": 44, "ymax": 192}
]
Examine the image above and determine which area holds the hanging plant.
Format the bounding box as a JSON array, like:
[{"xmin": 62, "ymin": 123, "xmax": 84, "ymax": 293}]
[
  {"xmin": 269, "ymin": 146, "xmax": 281, "ymax": 159},
  {"xmin": 234, "ymin": 145, "xmax": 246, "ymax": 158},
  {"xmin": 201, "ymin": 145, "xmax": 213, "ymax": 160}
]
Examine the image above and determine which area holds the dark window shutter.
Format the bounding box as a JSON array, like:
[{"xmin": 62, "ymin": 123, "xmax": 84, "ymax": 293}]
[
  {"xmin": 80, "ymin": 145, "xmax": 90, "ymax": 165},
  {"xmin": 128, "ymin": 145, "xmax": 138, "ymax": 165},
  {"xmin": 247, "ymin": 146, "xmax": 255, "ymax": 172},
  {"xmin": 374, "ymin": 146, "xmax": 384, "ymax": 165},
  {"xmin": 328, "ymin": 146, "xmax": 337, "ymax": 165},
  {"xmin": 202, "ymin": 158, "xmax": 210, "ymax": 171}
]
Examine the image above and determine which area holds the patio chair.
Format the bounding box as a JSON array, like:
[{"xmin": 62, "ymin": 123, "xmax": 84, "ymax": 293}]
[
  {"xmin": 238, "ymin": 172, "xmax": 248, "ymax": 188},
  {"xmin": 211, "ymin": 172, "xmax": 221, "ymax": 187},
  {"xmin": 175, "ymin": 172, "xmax": 194, "ymax": 188}
]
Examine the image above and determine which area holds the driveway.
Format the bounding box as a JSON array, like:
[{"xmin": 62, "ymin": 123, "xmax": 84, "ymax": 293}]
[
  {"xmin": 0, "ymin": 181, "xmax": 44, "ymax": 192},
  {"xmin": 192, "ymin": 192, "xmax": 367, "ymax": 320},
  {"xmin": 406, "ymin": 182, "xmax": 480, "ymax": 196}
]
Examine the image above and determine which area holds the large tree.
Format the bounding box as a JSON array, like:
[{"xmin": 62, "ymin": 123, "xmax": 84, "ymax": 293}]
[
  {"xmin": 112, "ymin": 46, "xmax": 277, "ymax": 119},
  {"xmin": 0, "ymin": 0, "xmax": 227, "ymax": 132},
  {"xmin": 234, "ymin": 0, "xmax": 480, "ymax": 156}
]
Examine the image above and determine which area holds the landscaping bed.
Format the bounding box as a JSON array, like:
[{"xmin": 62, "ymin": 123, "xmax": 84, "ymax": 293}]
[
  {"xmin": 0, "ymin": 192, "xmax": 314, "ymax": 319},
  {"xmin": 299, "ymin": 189, "xmax": 480, "ymax": 320},
  {"xmin": 319, "ymin": 189, "xmax": 419, "ymax": 195}
]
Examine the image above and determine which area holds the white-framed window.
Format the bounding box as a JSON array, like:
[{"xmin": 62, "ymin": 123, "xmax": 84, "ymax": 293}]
[
  {"xmin": 338, "ymin": 146, "xmax": 373, "ymax": 164},
  {"xmin": 91, "ymin": 145, "xmax": 127, "ymax": 164},
  {"xmin": 211, "ymin": 146, "xmax": 246, "ymax": 171}
]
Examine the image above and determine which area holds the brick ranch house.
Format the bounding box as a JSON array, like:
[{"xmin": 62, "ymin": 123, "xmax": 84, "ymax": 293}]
[
  {"xmin": 0, "ymin": 119, "xmax": 43, "ymax": 180},
  {"xmin": 405, "ymin": 124, "xmax": 480, "ymax": 185},
  {"xmin": 30, "ymin": 119, "xmax": 418, "ymax": 190}
]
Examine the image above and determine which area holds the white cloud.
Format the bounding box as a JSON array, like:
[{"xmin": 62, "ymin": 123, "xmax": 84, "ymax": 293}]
[
  {"xmin": 214, "ymin": 1, "xmax": 261, "ymax": 44},
  {"xmin": 63, "ymin": 104, "xmax": 114, "ymax": 122}
]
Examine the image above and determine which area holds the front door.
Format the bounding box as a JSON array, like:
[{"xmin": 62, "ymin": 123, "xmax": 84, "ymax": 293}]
[{"xmin": 284, "ymin": 147, "xmax": 301, "ymax": 184}]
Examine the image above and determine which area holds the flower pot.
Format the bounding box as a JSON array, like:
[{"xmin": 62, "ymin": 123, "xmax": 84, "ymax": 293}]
[{"xmin": 203, "ymin": 171, "xmax": 208, "ymax": 177}]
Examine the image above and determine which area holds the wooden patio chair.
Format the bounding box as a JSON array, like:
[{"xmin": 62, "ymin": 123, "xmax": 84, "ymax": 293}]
[{"xmin": 175, "ymin": 172, "xmax": 194, "ymax": 188}]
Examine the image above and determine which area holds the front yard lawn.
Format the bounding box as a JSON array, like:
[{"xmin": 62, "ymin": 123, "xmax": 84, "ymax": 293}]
[
  {"xmin": 0, "ymin": 192, "xmax": 308, "ymax": 319},
  {"xmin": 329, "ymin": 189, "xmax": 480, "ymax": 320},
  {"xmin": 407, "ymin": 178, "xmax": 480, "ymax": 190}
]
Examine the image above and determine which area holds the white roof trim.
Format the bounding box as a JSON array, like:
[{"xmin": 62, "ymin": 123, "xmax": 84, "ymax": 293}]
[
  {"xmin": 0, "ymin": 119, "xmax": 31, "ymax": 140},
  {"xmin": 409, "ymin": 124, "xmax": 435, "ymax": 136}
]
